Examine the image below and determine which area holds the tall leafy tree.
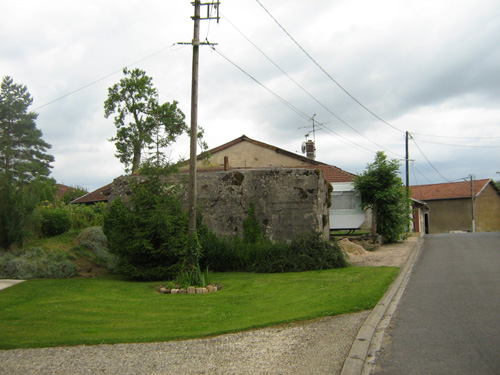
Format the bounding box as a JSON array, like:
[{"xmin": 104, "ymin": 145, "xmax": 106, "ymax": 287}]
[
  {"xmin": 0, "ymin": 76, "xmax": 55, "ymax": 248},
  {"xmin": 354, "ymin": 151, "xmax": 411, "ymax": 243},
  {"xmin": 104, "ymin": 68, "xmax": 187, "ymax": 174}
]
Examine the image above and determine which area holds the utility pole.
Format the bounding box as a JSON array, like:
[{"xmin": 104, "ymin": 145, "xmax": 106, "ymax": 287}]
[
  {"xmin": 405, "ymin": 131, "xmax": 410, "ymax": 190},
  {"xmin": 470, "ymin": 174, "xmax": 476, "ymax": 233},
  {"xmin": 405, "ymin": 131, "xmax": 411, "ymax": 232},
  {"xmin": 186, "ymin": 1, "xmax": 219, "ymax": 238}
]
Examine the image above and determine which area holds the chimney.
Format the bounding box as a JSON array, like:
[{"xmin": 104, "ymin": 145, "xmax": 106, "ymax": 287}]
[{"xmin": 305, "ymin": 140, "xmax": 316, "ymax": 160}]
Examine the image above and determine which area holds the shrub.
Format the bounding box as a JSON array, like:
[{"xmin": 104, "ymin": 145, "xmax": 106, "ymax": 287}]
[
  {"xmin": 199, "ymin": 230, "xmax": 348, "ymax": 273},
  {"xmin": 0, "ymin": 247, "xmax": 77, "ymax": 279},
  {"xmin": 69, "ymin": 203, "xmax": 107, "ymax": 229},
  {"xmin": 76, "ymin": 226, "xmax": 118, "ymax": 271},
  {"xmin": 40, "ymin": 208, "xmax": 71, "ymax": 237},
  {"xmin": 103, "ymin": 173, "xmax": 190, "ymax": 281}
]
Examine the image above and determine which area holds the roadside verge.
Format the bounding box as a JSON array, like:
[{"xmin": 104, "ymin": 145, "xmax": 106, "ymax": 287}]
[{"xmin": 340, "ymin": 235, "xmax": 424, "ymax": 375}]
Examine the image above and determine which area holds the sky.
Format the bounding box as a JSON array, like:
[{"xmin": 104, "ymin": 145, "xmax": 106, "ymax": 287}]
[{"xmin": 2, "ymin": 0, "xmax": 500, "ymax": 192}]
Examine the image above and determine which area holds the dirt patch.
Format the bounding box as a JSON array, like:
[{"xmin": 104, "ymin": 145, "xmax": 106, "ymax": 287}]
[{"xmin": 340, "ymin": 234, "xmax": 419, "ymax": 267}]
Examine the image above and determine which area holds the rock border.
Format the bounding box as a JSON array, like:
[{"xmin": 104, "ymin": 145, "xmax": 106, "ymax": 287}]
[{"xmin": 158, "ymin": 284, "xmax": 221, "ymax": 294}]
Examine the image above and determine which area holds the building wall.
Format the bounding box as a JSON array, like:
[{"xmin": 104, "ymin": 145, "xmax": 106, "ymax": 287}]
[
  {"xmin": 425, "ymin": 183, "xmax": 500, "ymax": 234},
  {"xmin": 426, "ymin": 198, "xmax": 473, "ymax": 234},
  {"xmin": 109, "ymin": 168, "xmax": 330, "ymax": 241},
  {"xmin": 199, "ymin": 141, "xmax": 312, "ymax": 170},
  {"xmin": 475, "ymin": 184, "xmax": 500, "ymax": 232}
]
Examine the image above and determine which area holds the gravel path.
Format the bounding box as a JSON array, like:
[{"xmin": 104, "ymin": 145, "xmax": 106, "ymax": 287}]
[
  {"xmin": 0, "ymin": 237, "xmax": 415, "ymax": 375},
  {"xmin": 0, "ymin": 312, "xmax": 369, "ymax": 375}
]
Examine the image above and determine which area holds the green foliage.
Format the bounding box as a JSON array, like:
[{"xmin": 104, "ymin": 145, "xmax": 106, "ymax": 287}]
[
  {"xmin": 103, "ymin": 172, "xmax": 190, "ymax": 281},
  {"xmin": 0, "ymin": 177, "xmax": 55, "ymax": 248},
  {"xmin": 0, "ymin": 76, "xmax": 55, "ymax": 248},
  {"xmin": 242, "ymin": 203, "xmax": 264, "ymax": 244},
  {"xmin": 0, "ymin": 247, "xmax": 76, "ymax": 279},
  {"xmin": 68, "ymin": 202, "xmax": 107, "ymax": 229},
  {"xmin": 0, "ymin": 76, "xmax": 54, "ymax": 183},
  {"xmin": 104, "ymin": 68, "xmax": 188, "ymax": 174},
  {"xmin": 199, "ymin": 229, "xmax": 347, "ymax": 273},
  {"xmin": 354, "ymin": 152, "xmax": 411, "ymax": 243},
  {"xmin": 40, "ymin": 208, "xmax": 72, "ymax": 237},
  {"xmin": 76, "ymin": 226, "xmax": 118, "ymax": 271},
  {"xmin": 61, "ymin": 185, "xmax": 87, "ymax": 205}
]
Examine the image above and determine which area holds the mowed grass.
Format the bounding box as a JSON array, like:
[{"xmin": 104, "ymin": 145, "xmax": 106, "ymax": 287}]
[{"xmin": 0, "ymin": 267, "xmax": 399, "ymax": 349}]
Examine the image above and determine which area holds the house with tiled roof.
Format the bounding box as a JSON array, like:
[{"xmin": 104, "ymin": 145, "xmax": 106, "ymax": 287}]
[
  {"xmin": 74, "ymin": 135, "xmax": 368, "ymax": 231},
  {"xmin": 410, "ymin": 179, "xmax": 500, "ymax": 234},
  {"xmin": 182, "ymin": 135, "xmax": 366, "ymax": 230},
  {"xmin": 71, "ymin": 183, "xmax": 112, "ymax": 205}
]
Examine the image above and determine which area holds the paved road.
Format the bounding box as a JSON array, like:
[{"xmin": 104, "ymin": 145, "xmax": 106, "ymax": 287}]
[{"xmin": 373, "ymin": 233, "xmax": 500, "ymax": 375}]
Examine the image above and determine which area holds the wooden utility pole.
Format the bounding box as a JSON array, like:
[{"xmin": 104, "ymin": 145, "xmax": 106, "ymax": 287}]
[
  {"xmin": 188, "ymin": 0, "xmax": 201, "ymax": 238},
  {"xmin": 470, "ymin": 174, "xmax": 476, "ymax": 233},
  {"xmin": 405, "ymin": 131, "xmax": 410, "ymax": 190},
  {"xmin": 187, "ymin": 1, "xmax": 220, "ymax": 238}
]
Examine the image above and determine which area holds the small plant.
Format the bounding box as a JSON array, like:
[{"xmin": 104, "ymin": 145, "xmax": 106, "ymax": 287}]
[
  {"xmin": 243, "ymin": 203, "xmax": 263, "ymax": 244},
  {"xmin": 175, "ymin": 268, "xmax": 205, "ymax": 288}
]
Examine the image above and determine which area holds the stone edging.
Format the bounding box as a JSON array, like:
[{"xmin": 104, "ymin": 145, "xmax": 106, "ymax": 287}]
[{"xmin": 158, "ymin": 284, "xmax": 220, "ymax": 294}]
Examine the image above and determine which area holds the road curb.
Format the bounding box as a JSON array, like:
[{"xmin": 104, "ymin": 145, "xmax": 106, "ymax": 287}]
[{"xmin": 340, "ymin": 235, "xmax": 424, "ymax": 375}]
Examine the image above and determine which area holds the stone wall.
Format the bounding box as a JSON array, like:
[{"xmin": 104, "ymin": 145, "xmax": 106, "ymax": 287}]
[{"xmin": 108, "ymin": 168, "xmax": 330, "ymax": 241}]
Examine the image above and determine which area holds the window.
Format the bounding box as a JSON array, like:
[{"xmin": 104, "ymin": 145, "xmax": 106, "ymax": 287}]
[{"xmin": 332, "ymin": 191, "xmax": 360, "ymax": 210}]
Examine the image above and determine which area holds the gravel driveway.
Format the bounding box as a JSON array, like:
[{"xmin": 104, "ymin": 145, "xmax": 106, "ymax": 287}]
[{"xmin": 0, "ymin": 237, "xmax": 415, "ymax": 375}]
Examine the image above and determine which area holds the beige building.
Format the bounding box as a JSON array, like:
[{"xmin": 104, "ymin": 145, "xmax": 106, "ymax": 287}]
[{"xmin": 411, "ymin": 179, "xmax": 500, "ymax": 234}]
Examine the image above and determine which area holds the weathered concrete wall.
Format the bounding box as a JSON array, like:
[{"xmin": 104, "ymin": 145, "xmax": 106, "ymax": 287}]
[{"xmin": 108, "ymin": 168, "xmax": 330, "ymax": 241}]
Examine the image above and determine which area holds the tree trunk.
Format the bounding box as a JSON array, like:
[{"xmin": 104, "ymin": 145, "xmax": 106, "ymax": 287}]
[
  {"xmin": 371, "ymin": 204, "xmax": 377, "ymax": 243},
  {"xmin": 131, "ymin": 150, "xmax": 141, "ymax": 175}
]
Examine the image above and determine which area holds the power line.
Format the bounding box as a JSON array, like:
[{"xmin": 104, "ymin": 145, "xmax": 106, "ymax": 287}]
[
  {"xmin": 410, "ymin": 138, "xmax": 500, "ymax": 148},
  {"xmin": 211, "ymin": 46, "xmax": 311, "ymax": 121},
  {"xmin": 410, "ymin": 135, "xmax": 451, "ymax": 183},
  {"xmin": 211, "ymin": 46, "xmax": 377, "ymax": 155},
  {"xmin": 33, "ymin": 43, "xmax": 178, "ymax": 111},
  {"xmin": 223, "ymin": 14, "xmax": 403, "ymax": 159},
  {"xmin": 411, "ymin": 131, "xmax": 500, "ymax": 139},
  {"xmin": 254, "ymin": 0, "xmax": 404, "ymax": 134}
]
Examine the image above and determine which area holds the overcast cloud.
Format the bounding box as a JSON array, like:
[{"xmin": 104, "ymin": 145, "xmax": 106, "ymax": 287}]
[{"xmin": 1, "ymin": 0, "xmax": 499, "ymax": 191}]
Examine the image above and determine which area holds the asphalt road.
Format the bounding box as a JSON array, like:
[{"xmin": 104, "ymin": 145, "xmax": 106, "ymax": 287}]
[{"xmin": 372, "ymin": 233, "xmax": 500, "ymax": 375}]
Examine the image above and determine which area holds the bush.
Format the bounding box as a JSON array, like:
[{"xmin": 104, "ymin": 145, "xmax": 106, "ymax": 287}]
[
  {"xmin": 69, "ymin": 203, "xmax": 107, "ymax": 229},
  {"xmin": 103, "ymin": 173, "xmax": 190, "ymax": 281},
  {"xmin": 76, "ymin": 226, "xmax": 118, "ymax": 271},
  {"xmin": 40, "ymin": 208, "xmax": 71, "ymax": 237},
  {"xmin": 199, "ymin": 230, "xmax": 348, "ymax": 273},
  {"xmin": 0, "ymin": 247, "xmax": 77, "ymax": 279}
]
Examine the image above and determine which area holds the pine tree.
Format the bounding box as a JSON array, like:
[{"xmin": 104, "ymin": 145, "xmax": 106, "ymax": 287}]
[
  {"xmin": 0, "ymin": 76, "xmax": 55, "ymax": 248},
  {"xmin": 0, "ymin": 76, "xmax": 54, "ymax": 183}
]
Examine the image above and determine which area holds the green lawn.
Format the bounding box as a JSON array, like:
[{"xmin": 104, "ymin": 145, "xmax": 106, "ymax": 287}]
[{"xmin": 0, "ymin": 267, "xmax": 398, "ymax": 349}]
